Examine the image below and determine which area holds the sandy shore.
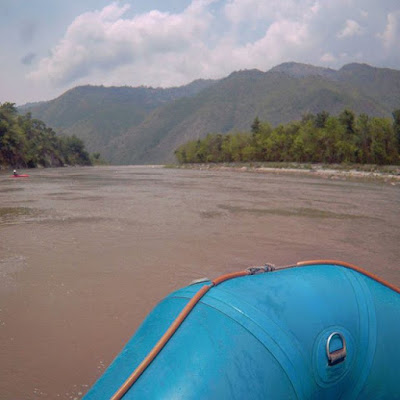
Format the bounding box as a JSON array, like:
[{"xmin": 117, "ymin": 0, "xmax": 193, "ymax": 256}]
[{"xmin": 171, "ymin": 163, "xmax": 400, "ymax": 185}]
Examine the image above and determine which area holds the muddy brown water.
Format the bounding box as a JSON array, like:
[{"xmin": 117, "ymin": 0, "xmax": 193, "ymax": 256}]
[{"xmin": 1, "ymin": 166, "xmax": 399, "ymax": 399}]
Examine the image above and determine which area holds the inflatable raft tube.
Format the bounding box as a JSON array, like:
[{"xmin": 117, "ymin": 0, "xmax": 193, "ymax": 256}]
[
  {"xmin": 10, "ymin": 174, "xmax": 29, "ymax": 178},
  {"xmin": 83, "ymin": 260, "xmax": 400, "ymax": 400}
]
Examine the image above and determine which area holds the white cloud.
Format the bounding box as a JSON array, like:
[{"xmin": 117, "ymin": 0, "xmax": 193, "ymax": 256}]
[
  {"xmin": 320, "ymin": 53, "xmax": 336, "ymax": 63},
  {"xmin": 28, "ymin": 1, "xmax": 216, "ymax": 87},
  {"xmin": 337, "ymin": 19, "xmax": 364, "ymax": 38},
  {"xmin": 224, "ymin": 0, "xmax": 320, "ymax": 24},
  {"xmin": 378, "ymin": 11, "xmax": 400, "ymax": 49},
  {"xmin": 26, "ymin": 0, "xmax": 400, "ymax": 97},
  {"xmin": 235, "ymin": 19, "xmax": 312, "ymax": 66}
]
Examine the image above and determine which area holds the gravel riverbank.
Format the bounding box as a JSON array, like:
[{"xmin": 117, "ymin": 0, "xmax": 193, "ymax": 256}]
[{"xmin": 170, "ymin": 163, "xmax": 400, "ymax": 185}]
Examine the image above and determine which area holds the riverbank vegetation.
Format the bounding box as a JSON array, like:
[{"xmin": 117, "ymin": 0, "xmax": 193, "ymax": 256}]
[
  {"xmin": 175, "ymin": 109, "xmax": 400, "ymax": 165},
  {"xmin": 0, "ymin": 102, "xmax": 103, "ymax": 169}
]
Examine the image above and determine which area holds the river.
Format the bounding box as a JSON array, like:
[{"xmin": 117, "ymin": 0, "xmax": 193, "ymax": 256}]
[{"xmin": 1, "ymin": 165, "xmax": 399, "ymax": 399}]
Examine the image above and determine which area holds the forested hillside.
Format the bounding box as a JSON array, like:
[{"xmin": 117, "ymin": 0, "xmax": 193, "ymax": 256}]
[
  {"xmin": 20, "ymin": 80, "xmax": 216, "ymax": 161},
  {"xmin": 175, "ymin": 109, "xmax": 400, "ymax": 165},
  {"xmin": 0, "ymin": 102, "xmax": 92, "ymax": 168},
  {"xmin": 21, "ymin": 63, "xmax": 400, "ymax": 165}
]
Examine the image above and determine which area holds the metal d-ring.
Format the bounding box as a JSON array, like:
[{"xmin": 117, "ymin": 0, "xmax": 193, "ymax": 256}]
[{"xmin": 326, "ymin": 332, "xmax": 347, "ymax": 366}]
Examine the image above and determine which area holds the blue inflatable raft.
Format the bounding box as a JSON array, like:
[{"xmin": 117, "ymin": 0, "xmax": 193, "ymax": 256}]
[{"xmin": 83, "ymin": 260, "xmax": 400, "ymax": 399}]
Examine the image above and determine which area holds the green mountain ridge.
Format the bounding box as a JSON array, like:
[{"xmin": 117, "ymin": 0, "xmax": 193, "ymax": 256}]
[{"xmin": 21, "ymin": 62, "xmax": 400, "ymax": 165}]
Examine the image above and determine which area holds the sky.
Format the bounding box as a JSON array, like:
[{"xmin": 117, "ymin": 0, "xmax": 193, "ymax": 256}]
[{"xmin": 1, "ymin": 0, "xmax": 399, "ymax": 105}]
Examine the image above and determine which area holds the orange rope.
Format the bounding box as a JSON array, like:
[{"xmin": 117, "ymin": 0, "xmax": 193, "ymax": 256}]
[
  {"xmin": 295, "ymin": 259, "xmax": 400, "ymax": 294},
  {"xmin": 212, "ymin": 271, "xmax": 250, "ymax": 285},
  {"xmin": 110, "ymin": 270, "xmax": 250, "ymax": 400}
]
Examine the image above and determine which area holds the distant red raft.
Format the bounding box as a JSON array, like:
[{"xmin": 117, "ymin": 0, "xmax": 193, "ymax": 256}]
[{"xmin": 10, "ymin": 174, "xmax": 30, "ymax": 178}]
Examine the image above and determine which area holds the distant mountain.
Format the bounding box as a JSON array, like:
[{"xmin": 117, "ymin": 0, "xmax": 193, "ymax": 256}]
[
  {"xmin": 21, "ymin": 62, "xmax": 400, "ymax": 165},
  {"xmin": 336, "ymin": 63, "xmax": 400, "ymax": 111},
  {"xmin": 20, "ymin": 80, "xmax": 216, "ymax": 159},
  {"xmin": 269, "ymin": 62, "xmax": 338, "ymax": 79},
  {"xmin": 270, "ymin": 62, "xmax": 400, "ymax": 112}
]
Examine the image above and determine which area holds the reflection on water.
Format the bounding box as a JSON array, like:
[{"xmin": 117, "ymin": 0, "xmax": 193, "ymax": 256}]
[
  {"xmin": 0, "ymin": 166, "xmax": 399, "ymax": 399},
  {"xmin": 217, "ymin": 204, "xmax": 370, "ymax": 219},
  {"xmin": 0, "ymin": 207, "xmax": 37, "ymax": 225}
]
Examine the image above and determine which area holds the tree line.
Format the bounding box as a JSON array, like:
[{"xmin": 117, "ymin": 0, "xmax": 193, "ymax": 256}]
[
  {"xmin": 0, "ymin": 102, "xmax": 98, "ymax": 169},
  {"xmin": 175, "ymin": 109, "xmax": 400, "ymax": 165}
]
